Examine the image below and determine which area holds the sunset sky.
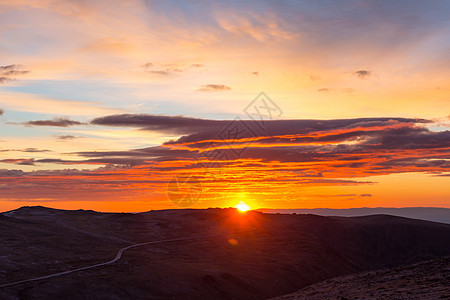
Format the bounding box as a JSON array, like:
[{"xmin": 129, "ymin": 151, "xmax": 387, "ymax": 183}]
[{"xmin": 0, "ymin": 0, "xmax": 449, "ymax": 212}]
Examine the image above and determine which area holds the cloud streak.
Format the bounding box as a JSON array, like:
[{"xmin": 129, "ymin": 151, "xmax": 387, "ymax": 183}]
[
  {"xmin": 91, "ymin": 114, "xmax": 221, "ymax": 134},
  {"xmin": 197, "ymin": 84, "xmax": 231, "ymax": 92},
  {"xmin": 143, "ymin": 62, "xmax": 204, "ymax": 76},
  {"xmin": 354, "ymin": 70, "xmax": 371, "ymax": 79},
  {"xmin": 54, "ymin": 135, "xmax": 80, "ymax": 140},
  {"xmin": 0, "ymin": 64, "xmax": 29, "ymax": 83},
  {"xmin": 22, "ymin": 118, "xmax": 84, "ymax": 127},
  {"xmin": 0, "ymin": 158, "xmax": 35, "ymax": 166}
]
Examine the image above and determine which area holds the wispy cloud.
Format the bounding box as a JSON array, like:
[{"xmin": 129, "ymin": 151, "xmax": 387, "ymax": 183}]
[
  {"xmin": 353, "ymin": 70, "xmax": 372, "ymax": 79},
  {"xmin": 54, "ymin": 135, "xmax": 80, "ymax": 141},
  {"xmin": 22, "ymin": 118, "xmax": 84, "ymax": 127},
  {"xmin": 143, "ymin": 62, "xmax": 204, "ymax": 76},
  {"xmin": 0, "ymin": 64, "xmax": 29, "ymax": 83},
  {"xmin": 0, "ymin": 148, "xmax": 50, "ymax": 153},
  {"xmin": 20, "ymin": 148, "xmax": 50, "ymax": 153},
  {"xmin": 0, "ymin": 158, "xmax": 35, "ymax": 166},
  {"xmin": 197, "ymin": 84, "xmax": 231, "ymax": 92}
]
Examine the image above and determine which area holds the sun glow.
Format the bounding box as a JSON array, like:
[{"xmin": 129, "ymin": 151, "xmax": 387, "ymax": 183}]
[{"xmin": 234, "ymin": 201, "xmax": 251, "ymax": 212}]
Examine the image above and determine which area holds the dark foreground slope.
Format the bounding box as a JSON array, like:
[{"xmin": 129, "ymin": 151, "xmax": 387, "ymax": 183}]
[
  {"xmin": 272, "ymin": 256, "xmax": 450, "ymax": 300},
  {"xmin": 0, "ymin": 206, "xmax": 449, "ymax": 299}
]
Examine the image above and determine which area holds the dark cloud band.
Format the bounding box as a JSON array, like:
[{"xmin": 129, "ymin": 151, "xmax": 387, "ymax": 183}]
[{"xmin": 23, "ymin": 118, "xmax": 84, "ymax": 127}]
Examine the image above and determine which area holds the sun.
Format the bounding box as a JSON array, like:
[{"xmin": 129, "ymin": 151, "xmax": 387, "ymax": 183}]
[{"xmin": 234, "ymin": 201, "xmax": 251, "ymax": 212}]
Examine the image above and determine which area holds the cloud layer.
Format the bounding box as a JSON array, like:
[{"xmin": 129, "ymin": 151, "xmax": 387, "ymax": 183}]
[{"xmin": 1, "ymin": 114, "xmax": 448, "ymax": 207}]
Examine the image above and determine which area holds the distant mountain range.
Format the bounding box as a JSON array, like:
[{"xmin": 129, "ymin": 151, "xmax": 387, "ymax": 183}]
[{"xmin": 257, "ymin": 207, "xmax": 450, "ymax": 224}]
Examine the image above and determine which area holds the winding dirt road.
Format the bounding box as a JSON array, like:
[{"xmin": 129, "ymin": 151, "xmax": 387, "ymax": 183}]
[{"xmin": 0, "ymin": 232, "xmax": 228, "ymax": 289}]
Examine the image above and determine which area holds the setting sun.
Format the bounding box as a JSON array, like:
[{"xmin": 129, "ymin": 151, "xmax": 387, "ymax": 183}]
[{"xmin": 234, "ymin": 201, "xmax": 251, "ymax": 212}]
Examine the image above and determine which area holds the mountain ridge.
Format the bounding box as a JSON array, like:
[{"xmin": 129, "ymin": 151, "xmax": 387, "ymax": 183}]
[{"xmin": 257, "ymin": 207, "xmax": 450, "ymax": 224}]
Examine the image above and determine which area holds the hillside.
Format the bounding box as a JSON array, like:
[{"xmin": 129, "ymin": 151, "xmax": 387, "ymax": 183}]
[
  {"xmin": 272, "ymin": 256, "xmax": 450, "ymax": 300},
  {"xmin": 0, "ymin": 206, "xmax": 449, "ymax": 299}
]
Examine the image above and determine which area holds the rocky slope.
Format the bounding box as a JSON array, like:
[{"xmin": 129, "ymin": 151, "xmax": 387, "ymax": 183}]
[{"xmin": 272, "ymin": 256, "xmax": 450, "ymax": 300}]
